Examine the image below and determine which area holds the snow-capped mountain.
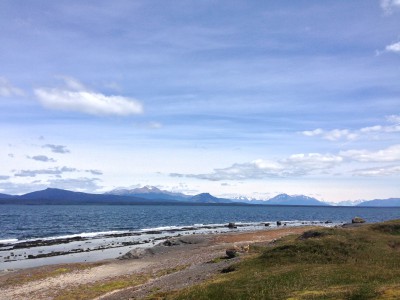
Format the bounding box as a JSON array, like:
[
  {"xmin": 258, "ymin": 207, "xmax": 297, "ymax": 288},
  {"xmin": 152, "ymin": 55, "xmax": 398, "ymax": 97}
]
[{"xmin": 106, "ymin": 185, "xmax": 191, "ymax": 201}]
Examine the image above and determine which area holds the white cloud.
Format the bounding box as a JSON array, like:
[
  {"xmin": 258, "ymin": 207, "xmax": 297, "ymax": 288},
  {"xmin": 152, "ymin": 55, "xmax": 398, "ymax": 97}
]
[
  {"xmin": 283, "ymin": 153, "xmax": 343, "ymax": 169},
  {"xmin": 0, "ymin": 77, "xmax": 24, "ymax": 97},
  {"xmin": 381, "ymin": 0, "xmax": 400, "ymax": 14},
  {"xmin": 340, "ymin": 144, "xmax": 400, "ymax": 162},
  {"xmin": 302, "ymin": 114, "xmax": 400, "ymax": 141},
  {"xmin": 0, "ymin": 177, "xmax": 101, "ymax": 194},
  {"xmin": 301, "ymin": 128, "xmax": 357, "ymax": 141},
  {"xmin": 171, "ymin": 152, "xmax": 343, "ymax": 181},
  {"xmin": 323, "ymin": 129, "xmax": 358, "ymax": 141},
  {"xmin": 0, "ymin": 181, "xmax": 47, "ymax": 195},
  {"xmin": 301, "ymin": 128, "xmax": 323, "ymax": 137},
  {"xmin": 15, "ymin": 167, "xmax": 77, "ymax": 177},
  {"xmin": 387, "ymin": 114, "xmax": 400, "ymax": 124},
  {"xmin": 34, "ymin": 77, "xmax": 143, "ymax": 116},
  {"xmin": 385, "ymin": 41, "xmax": 400, "ymax": 53},
  {"xmin": 352, "ymin": 165, "xmax": 400, "ymax": 176}
]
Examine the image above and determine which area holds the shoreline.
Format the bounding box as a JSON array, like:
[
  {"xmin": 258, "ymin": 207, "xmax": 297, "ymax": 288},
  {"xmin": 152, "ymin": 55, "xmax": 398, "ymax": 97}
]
[
  {"xmin": 0, "ymin": 220, "xmax": 337, "ymax": 271},
  {"xmin": 0, "ymin": 226, "xmax": 317, "ymax": 300}
]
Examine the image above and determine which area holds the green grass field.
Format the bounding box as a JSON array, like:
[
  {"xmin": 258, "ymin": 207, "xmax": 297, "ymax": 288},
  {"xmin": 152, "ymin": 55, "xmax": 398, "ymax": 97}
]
[{"xmin": 165, "ymin": 220, "xmax": 400, "ymax": 300}]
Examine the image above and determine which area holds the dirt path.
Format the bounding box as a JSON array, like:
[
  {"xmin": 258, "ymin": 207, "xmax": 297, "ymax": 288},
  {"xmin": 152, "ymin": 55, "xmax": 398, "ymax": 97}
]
[{"xmin": 0, "ymin": 227, "xmax": 313, "ymax": 300}]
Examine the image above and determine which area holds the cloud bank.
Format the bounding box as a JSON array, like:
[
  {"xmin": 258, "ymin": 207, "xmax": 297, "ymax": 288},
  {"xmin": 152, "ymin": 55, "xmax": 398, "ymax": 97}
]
[{"xmin": 171, "ymin": 144, "xmax": 400, "ymax": 180}]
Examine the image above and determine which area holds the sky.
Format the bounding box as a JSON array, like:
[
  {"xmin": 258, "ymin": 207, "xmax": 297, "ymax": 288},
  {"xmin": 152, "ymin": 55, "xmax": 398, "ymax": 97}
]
[{"xmin": 1, "ymin": 0, "xmax": 400, "ymax": 202}]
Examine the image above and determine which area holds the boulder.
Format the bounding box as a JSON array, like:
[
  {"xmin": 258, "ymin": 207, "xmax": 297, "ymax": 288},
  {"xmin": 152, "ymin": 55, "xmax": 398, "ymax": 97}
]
[
  {"xmin": 276, "ymin": 221, "xmax": 282, "ymax": 226},
  {"xmin": 118, "ymin": 248, "xmax": 154, "ymax": 259},
  {"xmin": 264, "ymin": 223, "xmax": 270, "ymax": 227},
  {"xmin": 226, "ymin": 248, "xmax": 238, "ymax": 258},
  {"xmin": 352, "ymin": 217, "xmax": 366, "ymax": 224},
  {"xmin": 228, "ymin": 222, "xmax": 237, "ymax": 229}
]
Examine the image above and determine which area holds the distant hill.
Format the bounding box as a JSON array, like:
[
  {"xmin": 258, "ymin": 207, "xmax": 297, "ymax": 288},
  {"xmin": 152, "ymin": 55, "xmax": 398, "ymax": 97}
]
[
  {"xmin": 0, "ymin": 193, "xmax": 14, "ymax": 199},
  {"xmin": 190, "ymin": 193, "xmax": 233, "ymax": 204},
  {"xmin": 265, "ymin": 194, "xmax": 330, "ymax": 206},
  {"xmin": 357, "ymin": 198, "xmax": 400, "ymax": 207},
  {"xmin": 106, "ymin": 185, "xmax": 191, "ymax": 201},
  {"xmin": 0, "ymin": 188, "xmax": 173, "ymax": 205},
  {"xmin": 2, "ymin": 187, "xmax": 398, "ymax": 207}
]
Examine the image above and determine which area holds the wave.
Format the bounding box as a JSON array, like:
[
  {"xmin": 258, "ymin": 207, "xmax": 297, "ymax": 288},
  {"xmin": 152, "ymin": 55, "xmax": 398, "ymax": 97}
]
[
  {"xmin": 0, "ymin": 220, "xmax": 339, "ymax": 246},
  {"xmin": 0, "ymin": 238, "xmax": 18, "ymax": 244}
]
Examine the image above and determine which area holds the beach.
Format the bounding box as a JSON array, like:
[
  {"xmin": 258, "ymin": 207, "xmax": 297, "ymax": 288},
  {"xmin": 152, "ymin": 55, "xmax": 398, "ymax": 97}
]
[{"xmin": 0, "ymin": 226, "xmax": 314, "ymax": 300}]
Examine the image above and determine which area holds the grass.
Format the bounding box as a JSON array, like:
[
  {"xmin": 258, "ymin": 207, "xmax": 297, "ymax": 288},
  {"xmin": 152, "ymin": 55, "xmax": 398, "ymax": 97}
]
[
  {"xmin": 54, "ymin": 265, "xmax": 189, "ymax": 300},
  {"xmin": 163, "ymin": 220, "xmax": 400, "ymax": 300}
]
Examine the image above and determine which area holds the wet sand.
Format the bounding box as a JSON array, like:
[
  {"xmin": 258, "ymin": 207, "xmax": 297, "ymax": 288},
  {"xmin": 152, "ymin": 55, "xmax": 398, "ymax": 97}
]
[{"xmin": 0, "ymin": 226, "xmax": 316, "ymax": 300}]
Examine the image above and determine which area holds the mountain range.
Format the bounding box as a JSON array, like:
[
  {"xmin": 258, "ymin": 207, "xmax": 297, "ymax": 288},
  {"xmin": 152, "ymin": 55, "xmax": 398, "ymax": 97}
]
[{"xmin": 0, "ymin": 186, "xmax": 399, "ymax": 207}]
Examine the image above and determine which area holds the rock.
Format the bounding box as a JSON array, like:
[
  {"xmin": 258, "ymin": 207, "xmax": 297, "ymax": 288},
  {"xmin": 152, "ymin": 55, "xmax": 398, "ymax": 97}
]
[
  {"xmin": 163, "ymin": 236, "xmax": 207, "ymax": 246},
  {"xmin": 118, "ymin": 248, "xmax": 154, "ymax": 259},
  {"xmin": 264, "ymin": 223, "xmax": 270, "ymax": 227},
  {"xmin": 352, "ymin": 217, "xmax": 366, "ymax": 224},
  {"xmin": 276, "ymin": 221, "xmax": 282, "ymax": 226},
  {"xmin": 325, "ymin": 220, "xmax": 333, "ymax": 224},
  {"xmin": 163, "ymin": 239, "xmax": 179, "ymax": 247},
  {"xmin": 228, "ymin": 222, "xmax": 237, "ymax": 229},
  {"xmin": 240, "ymin": 244, "xmax": 250, "ymax": 252},
  {"xmin": 226, "ymin": 248, "xmax": 238, "ymax": 258}
]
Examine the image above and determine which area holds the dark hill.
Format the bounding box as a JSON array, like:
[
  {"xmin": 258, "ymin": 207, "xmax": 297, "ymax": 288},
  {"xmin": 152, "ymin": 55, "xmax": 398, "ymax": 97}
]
[
  {"xmin": 357, "ymin": 198, "xmax": 400, "ymax": 207},
  {"xmin": 0, "ymin": 188, "xmax": 167, "ymax": 205},
  {"xmin": 190, "ymin": 193, "xmax": 233, "ymax": 204}
]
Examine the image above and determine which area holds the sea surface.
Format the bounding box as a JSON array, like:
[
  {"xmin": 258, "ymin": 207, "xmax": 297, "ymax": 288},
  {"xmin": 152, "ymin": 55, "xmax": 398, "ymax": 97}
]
[
  {"xmin": 1, "ymin": 204, "xmax": 399, "ymax": 270},
  {"xmin": 1, "ymin": 204, "xmax": 400, "ymax": 242}
]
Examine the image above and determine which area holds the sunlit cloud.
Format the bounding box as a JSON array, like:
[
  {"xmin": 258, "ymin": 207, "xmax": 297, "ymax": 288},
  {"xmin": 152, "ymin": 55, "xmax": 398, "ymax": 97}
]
[
  {"xmin": 302, "ymin": 114, "xmax": 400, "ymax": 141},
  {"xmin": 385, "ymin": 41, "xmax": 400, "ymax": 53},
  {"xmin": 34, "ymin": 77, "xmax": 143, "ymax": 116}
]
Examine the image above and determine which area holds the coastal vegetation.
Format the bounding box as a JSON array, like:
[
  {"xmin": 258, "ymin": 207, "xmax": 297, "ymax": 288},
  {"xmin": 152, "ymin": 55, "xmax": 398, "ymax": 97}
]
[{"xmin": 166, "ymin": 220, "xmax": 400, "ymax": 299}]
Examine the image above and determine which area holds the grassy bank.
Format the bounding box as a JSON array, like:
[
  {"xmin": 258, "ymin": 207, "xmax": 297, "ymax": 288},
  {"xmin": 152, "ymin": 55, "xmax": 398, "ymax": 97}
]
[{"xmin": 166, "ymin": 220, "xmax": 400, "ymax": 300}]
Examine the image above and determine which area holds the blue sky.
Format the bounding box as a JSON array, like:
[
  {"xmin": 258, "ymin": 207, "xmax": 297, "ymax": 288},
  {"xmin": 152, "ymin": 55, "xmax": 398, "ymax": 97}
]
[{"xmin": 1, "ymin": 0, "xmax": 400, "ymax": 202}]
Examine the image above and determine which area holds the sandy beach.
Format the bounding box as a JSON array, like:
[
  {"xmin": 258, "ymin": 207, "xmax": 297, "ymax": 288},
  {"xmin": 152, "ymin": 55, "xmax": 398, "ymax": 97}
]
[{"xmin": 0, "ymin": 226, "xmax": 315, "ymax": 300}]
